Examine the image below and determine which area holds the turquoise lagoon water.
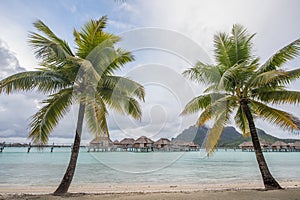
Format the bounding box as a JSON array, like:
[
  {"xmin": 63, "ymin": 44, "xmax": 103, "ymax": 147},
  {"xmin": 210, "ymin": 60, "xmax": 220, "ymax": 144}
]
[{"xmin": 0, "ymin": 148, "xmax": 299, "ymax": 186}]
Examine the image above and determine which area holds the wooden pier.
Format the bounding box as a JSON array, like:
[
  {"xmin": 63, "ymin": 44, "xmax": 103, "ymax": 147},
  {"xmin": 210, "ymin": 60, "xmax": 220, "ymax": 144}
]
[{"xmin": 0, "ymin": 143, "xmax": 87, "ymax": 153}]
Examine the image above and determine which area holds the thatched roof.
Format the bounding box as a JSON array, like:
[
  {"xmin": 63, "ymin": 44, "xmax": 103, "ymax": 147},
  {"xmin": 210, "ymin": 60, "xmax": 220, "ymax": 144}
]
[
  {"xmin": 134, "ymin": 136, "xmax": 153, "ymax": 144},
  {"xmin": 271, "ymin": 141, "xmax": 288, "ymax": 147},
  {"xmin": 171, "ymin": 140, "xmax": 190, "ymax": 146},
  {"xmin": 260, "ymin": 141, "xmax": 271, "ymax": 146},
  {"xmin": 238, "ymin": 141, "xmax": 253, "ymax": 148},
  {"xmin": 154, "ymin": 138, "xmax": 171, "ymax": 145},
  {"xmin": 90, "ymin": 136, "xmax": 112, "ymax": 145},
  {"xmin": 288, "ymin": 143, "xmax": 295, "ymax": 147},
  {"xmin": 113, "ymin": 140, "xmax": 120, "ymax": 145},
  {"xmin": 119, "ymin": 138, "xmax": 135, "ymax": 145},
  {"xmin": 294, "ymin": 141, "xmax": 300, "ymax": 147},
  {"xmin": 287, "ymin": 141, "xmax": 300, "ymax": 147},
  {"xmin": 239, "ymin": 141, "xmax": 270, "ymax": 148}
]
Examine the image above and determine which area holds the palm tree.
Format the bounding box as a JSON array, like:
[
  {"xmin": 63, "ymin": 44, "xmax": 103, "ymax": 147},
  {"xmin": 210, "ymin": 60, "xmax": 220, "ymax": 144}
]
[
  {"xmin": 0, "ymin": 16, "xmax": 145, "ymax": 195},
  {"xmin": 181, "ymin": 24, "xmax": 300, "ymax": 190}
]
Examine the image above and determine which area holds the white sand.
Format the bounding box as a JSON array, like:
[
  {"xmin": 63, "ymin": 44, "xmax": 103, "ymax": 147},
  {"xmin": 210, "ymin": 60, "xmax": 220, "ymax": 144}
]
[
  {"xmin": 1, "ymin": 187, "xmax": 300, "ymax": 200},
  {"xmin": 0, "ymin": 180, "xmax": 299, "ymax": 195}
]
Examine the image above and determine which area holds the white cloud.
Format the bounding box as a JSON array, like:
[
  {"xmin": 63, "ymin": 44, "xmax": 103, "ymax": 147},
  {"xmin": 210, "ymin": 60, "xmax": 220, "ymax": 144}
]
[
  {"xmin": 0, "ymin": 17, "xmax": 37, "ymax": 71},
  {"xmin": 70, "ymin": 5, "xmax": 77, "ymax": 13},
  {"xmin": 114, "ymin": 2, "xmax": 139, "ymax": 14},
  {"xmin": 108, "ymin": 20, "xmax": 135, "ymax": 30},
  {"xmin": 0, "ymin": 40, "xmax": 46, "ymax": 140},
  {"xmin": 0, "ymin": 39, "xmax": 26, "ymax": 79}
]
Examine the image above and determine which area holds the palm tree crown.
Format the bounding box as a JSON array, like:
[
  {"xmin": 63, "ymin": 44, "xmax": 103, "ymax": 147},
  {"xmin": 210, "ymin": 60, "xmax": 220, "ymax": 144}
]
[
  {"xmin": 0, "ymin": 16, "xmax": 144, "ymax": 144},
  {"xmin": 182, "ymin": 24, "xmax": 300, "ymax": 153}
]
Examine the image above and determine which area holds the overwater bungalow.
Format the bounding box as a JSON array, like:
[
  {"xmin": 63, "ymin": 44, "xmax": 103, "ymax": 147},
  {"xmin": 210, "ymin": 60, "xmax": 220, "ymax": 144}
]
[
  {"xmin": 111, "ymin": 140, "xmax": 121, "ymax": 150},
  {"xmin": 170, "ymin": 140, "xmax": 191, "ymax": 151},
  {"xmin": 134, "ymin": 136, "xmax": 154, "ymax": 152},
  {"xmin": 188, "ymin": 142, "xmax": 199, "ymax": 151},
  {"xmin": 119, "ymin": 138, "xmax": 135, "ymax": 151},
  {"xmin": 239, "ymin": 141, "xmax": 270, "ymax": 151},
  {"xmin": 154, "ymin": 138, "xmax": 171, "ymax": 151},
  {"xmin": 292, "ymin": 141, "xmax": 300, "ymax": 151},
  {"xmin": 271, "ymin": 141, "xmax": 289, "ymax": 152},
  {"xmin": 286, "ymin": 141, "xmax": 300, "ymax": 152},
  {"xmin": 113, "ymin": 139, "xmax": 120, "ymax": 144},
  {"xmin": 260, "ymin": 142, "xmax": 271, "ymax": 150},
  {"xmin": 89, "ymin": 136, "xmax": 113, "ymax": 152},
  {"xmin": 238, "ymin": 141, "xmax": 253, "ymax": 151}
]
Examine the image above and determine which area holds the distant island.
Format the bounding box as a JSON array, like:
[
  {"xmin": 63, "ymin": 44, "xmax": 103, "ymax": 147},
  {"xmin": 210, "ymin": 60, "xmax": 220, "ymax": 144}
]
[{"xmin": 175, "ymin": 125, "xmax": 300, "ymax": 148}]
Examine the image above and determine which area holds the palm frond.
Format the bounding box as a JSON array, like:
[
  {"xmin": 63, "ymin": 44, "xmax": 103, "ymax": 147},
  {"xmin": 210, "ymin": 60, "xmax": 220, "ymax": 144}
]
[
  {"xmin": 74, "ymin": 16, "xmax": 120, "ymax": 58},
  {"xmin": 98, "ymin": 87, "xmax": 142, "ymax": 120},
  {"xmin": 253, "ymin": 90, "xmax": 300, "ymax": 105},
  {"xmin": 85, "ymin": 42, "xmax": 134, "ymax": 77},
  {"xmin": 203, "ymin": 85, "xmax": 218, "ymax": 93},
  {"xmin": 286, "ymin": 68, "xmax": 300, "ymax": 80},
  {"xmin": 0, "ymin": 71, "xmax": 70, "ymax": 94},
  {"xmin": 248, "ymin": 68, "xmax": 300, "ymax": 91},
  {"xmin": 251, "ymin": 100, "xmax": 300, "ymax": 131},
  {"xmin": 248, "ymin": 70, "xmax": 288, "ymax": 88},
  {"xmin": 181, "ymin": 93, "xmax": 225, "ymax": 115},
  {"xmin": 29, "ymin": 21, "xmax": 74, "ymax": 68},
  {"xmin": 125, "ymin": 97, "xmax": 142, "ymax": 120},
  {"xmin": 103, "ymin": 48, "xmax": 134, "ymax": 75},
  {"xmin": 28, "ymin": 88, "xmax": 73, "ymax": 144},
  {"xmin": 102, "ymin": 76, "xmax": 145, "ymax": 101},
  {"xmin": 235, "ymin": 106, "xmax": 250, "ymax": 137},
  {"xmin": 84, "ymin": 39, "xmax": 116, "ymax": 74},
  {"xmin": 214, "ymin": 24, "xmax": 256, "ymax": 67},
  {"xmin": 182, "ymin": 62, "xmax": 222, "ymax": 86},
  {"xmin": 213, "ymin": 32, "xmax": 232, "ymax": 66},
  {"xmin": 85, "ymin": 94, "xmax": 109, "ymax": 137},
  {"xmin": 229, "ymin": 24, "xmax": 255, "ymax": 65},
  {"xmin": 32, "ymin": 20, "xmax": 74, "ymax": 56},
  {"xmin": 269, "ymin": 68, "xmax": 300, "ymax": 85},
  {"xmin": 196, "ymin": 95, "xmax": 238, "ymax": 126},
  {"xmin": 258, "ymin": 38, "xmax": 300, "ymax": 73},
  {"xmin": 205, "ymin": 109, "xmax": 230, "ymax": 156},
  {"xmin": 217, "ymin": 62, "xmax": 256, "ymax": 91}
]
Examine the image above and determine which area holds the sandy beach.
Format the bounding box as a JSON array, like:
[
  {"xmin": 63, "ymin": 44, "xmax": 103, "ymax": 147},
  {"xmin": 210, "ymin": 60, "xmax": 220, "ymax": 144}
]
[{"xmin": 1, "ymin": 181, "xmax": 300, "ymax": 200}]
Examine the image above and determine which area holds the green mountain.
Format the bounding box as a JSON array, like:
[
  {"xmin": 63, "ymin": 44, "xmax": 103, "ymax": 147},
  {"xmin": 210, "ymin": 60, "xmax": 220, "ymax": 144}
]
[{"xmin": 175, "ymin": 125, "xmax": 299, "ymax": 148}]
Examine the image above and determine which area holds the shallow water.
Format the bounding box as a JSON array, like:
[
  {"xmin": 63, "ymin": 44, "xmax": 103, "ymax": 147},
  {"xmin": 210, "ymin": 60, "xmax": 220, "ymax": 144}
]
[{"xmin": 0, "ymin": 148, "xmax": 299, "ymax": 186}]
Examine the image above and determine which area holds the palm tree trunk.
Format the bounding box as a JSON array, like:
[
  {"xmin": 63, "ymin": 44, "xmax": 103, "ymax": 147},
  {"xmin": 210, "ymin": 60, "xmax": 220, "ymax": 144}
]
[
  {"xmin": 53, "ymin": 103, "xmax": 86, "ymax": 195},
  {"xmin": 241, "ymin": 100, "xmax": 282, "ymax": 190}
]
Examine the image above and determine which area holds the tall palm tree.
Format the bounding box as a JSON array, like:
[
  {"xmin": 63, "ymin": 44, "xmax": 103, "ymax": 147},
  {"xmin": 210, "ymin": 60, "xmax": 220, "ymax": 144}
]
[
  {"xmin": 0, "ymin": 16, "xmax": 145, "ymax": 195},
  {"xmin": 181, "ymin": 24, "xmax": 300, "ymax": 190}
]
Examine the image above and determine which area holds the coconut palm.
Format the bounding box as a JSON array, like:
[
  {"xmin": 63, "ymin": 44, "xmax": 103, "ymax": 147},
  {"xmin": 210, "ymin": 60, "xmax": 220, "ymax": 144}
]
[
  {"xmin": 181, "ymin": 24, "xmax": 300, "ymax": 190},
  {"xmin": 0, "ymin": 16, "xmax": 145, "ymax": 195}
]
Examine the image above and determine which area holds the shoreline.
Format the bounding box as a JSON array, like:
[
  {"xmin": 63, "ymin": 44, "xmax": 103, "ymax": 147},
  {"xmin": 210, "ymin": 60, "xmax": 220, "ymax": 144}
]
[
  {"xmin": 1, "ymin": 181, "xmax": 300, "ymax": 200},
  {"xmin": 1, "ymin": 186, "xmax": 300, "ymax": 200},
  {"xmin": 1, "ymin": 180, "xmax": 299, "ymax": 194}
]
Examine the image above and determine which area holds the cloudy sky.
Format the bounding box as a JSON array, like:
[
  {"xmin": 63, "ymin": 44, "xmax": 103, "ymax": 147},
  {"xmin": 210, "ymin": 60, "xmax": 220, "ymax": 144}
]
[{"xmin": 0, "ymin": 0, "xmax": 300, "ymax": 144}]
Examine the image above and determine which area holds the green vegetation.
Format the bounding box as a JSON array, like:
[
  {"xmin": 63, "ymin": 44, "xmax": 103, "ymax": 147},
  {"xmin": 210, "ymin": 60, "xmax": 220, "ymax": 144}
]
[
  {"xmin": 0, "ymin": 16, "xmax": 144, "ymax": 195},
  {"xmin": 181, "ymin": 24, "xmax": 300, "ymax": 190}
]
